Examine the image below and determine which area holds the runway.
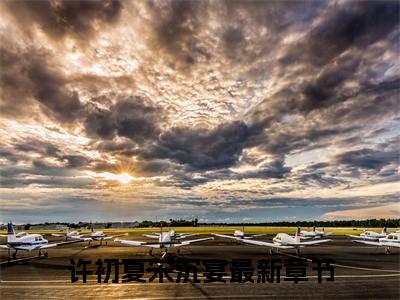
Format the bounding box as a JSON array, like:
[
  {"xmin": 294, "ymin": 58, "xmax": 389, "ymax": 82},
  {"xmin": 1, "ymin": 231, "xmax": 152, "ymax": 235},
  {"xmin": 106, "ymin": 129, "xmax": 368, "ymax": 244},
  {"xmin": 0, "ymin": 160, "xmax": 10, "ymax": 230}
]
[{"xmin": 0, "ymin": 235, "xmax": 399, "ymax": 299}]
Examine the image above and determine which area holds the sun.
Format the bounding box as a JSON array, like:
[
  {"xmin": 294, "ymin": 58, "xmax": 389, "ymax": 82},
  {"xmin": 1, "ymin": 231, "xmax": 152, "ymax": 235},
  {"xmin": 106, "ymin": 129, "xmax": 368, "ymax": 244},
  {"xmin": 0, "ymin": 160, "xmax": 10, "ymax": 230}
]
[
  {"xmin": 115, "ymin": 173, "xmax": 135, "ymax": 184},
  {"xmin": 88, "ymin": 171, "xmax": 135, "ymax": 184}
]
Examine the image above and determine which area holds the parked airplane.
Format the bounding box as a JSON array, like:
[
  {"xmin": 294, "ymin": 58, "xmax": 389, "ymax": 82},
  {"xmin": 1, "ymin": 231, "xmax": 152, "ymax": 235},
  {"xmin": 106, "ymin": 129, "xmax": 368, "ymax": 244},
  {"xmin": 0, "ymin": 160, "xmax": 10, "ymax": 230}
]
[
  {"xmin": 213, "ymin": 227, "xmax": 266, "ymax": 240},
  {"xmin": 227, "ymin": 227, "xmax": 332, "ymax": 254},
  {"xmin": 0, "ymin": 222, "xmax": 81, "ymax": 258},
  {"xmin": 80, "ymin": 226, "xmax": 127, "ymax": 245},
  {"xmin": 51, "ymin": 229, "xmax": 83, "ymax": 240},
  {"xmin": 143, "ymin": 229, "xmax": 195, "ymax": 241},
  {"xmin": 353, "ymin": 232, "xmax": 400, "ymax": 254},
  {"xmin": 115, "ymin": 227, "xmax": 213, "ymax": 255},
  {"xmin": 346, "ymin": 227, "xmax": 388, "ymax": 241},
  {"xmin": 300, "ymin": 226, "xmax": 332, "ymax": 238}
]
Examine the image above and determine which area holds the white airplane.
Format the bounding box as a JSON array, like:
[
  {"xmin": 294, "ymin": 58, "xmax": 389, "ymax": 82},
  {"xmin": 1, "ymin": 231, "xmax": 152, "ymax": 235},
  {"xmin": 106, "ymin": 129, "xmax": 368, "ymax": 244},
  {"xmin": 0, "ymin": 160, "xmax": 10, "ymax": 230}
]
[
  {"xmin": 143, "ymin": 229, "xmax": 196, "ymax": 240},
  {"xmin": 222, "ymin": 227, "xmax": 332, "ymax": 254},
  {"xmin": 353, "ymin": 232, "xmax": 400, "ymax": 254},
  {"xmin": 0, "ymin": 222, "xmax": 81, "ymax": 258},
  {"xmin": 51, "ymin": 229, "xmax": 83, "ymax": 240},
  {"xmin": 80, "ymin": 226, "xmax": 126, "ymax": 245},
  {"xmin": 346, "ymin": 227, "xmax": 388, "ymax": 241},
  {"xmin": 115, "ymin": 227, "xmax": 213, "ymax": 255},
  {"xmin": 213, "ymin": 227, "xmax": 266, "ymax": 240},
  {"xmin": 300, "ymin": 226, "xmax": 332, "ymax": 238}
]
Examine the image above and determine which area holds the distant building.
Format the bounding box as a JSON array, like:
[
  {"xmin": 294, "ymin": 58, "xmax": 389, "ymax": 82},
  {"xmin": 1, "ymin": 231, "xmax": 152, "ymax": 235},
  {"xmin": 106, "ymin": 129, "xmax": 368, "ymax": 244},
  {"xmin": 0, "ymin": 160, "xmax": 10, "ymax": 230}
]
[
  {"xmin": 0, "ymin": 224, "xmax": 25, "ymax": 230},
  {"xmin": 90, "ymin": 221, "xmax": 139, "ymax": 229},
  {"xmin": 29, "ymin": 224, "xmax": 68, "ymax": 231},
  {"xmin": 110, "ymin": 221, "xmax": 139, "ymax": 228}
]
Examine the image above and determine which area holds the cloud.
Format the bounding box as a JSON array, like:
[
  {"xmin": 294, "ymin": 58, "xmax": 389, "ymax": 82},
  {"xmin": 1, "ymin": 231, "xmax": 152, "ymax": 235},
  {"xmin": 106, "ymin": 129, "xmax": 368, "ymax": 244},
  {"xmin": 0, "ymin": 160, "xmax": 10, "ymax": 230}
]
[
  {"xmin": 334, "ymin": 148, "xmax": 398, "ymax": 170},
  {"xmin": 84, "ymin": 96, "xmax": 163, "ymax": 142},
  {"xmin": 0, "ymin": 44, "xmax": 85, "ymax": 122},
  {"xmin": 3, "ymin": 0, "xmax": 122, "ymax": 42},
  {"xmin": 0, "ymin": 0, "xmax": 399, "ymax": 221},
  {"xmin": 143, "ymin": 121, "xmax": 251, "ymax": 171},
  {"xmin": 322, "ymin": 203, "xmax": 400, "ymax": 220}
]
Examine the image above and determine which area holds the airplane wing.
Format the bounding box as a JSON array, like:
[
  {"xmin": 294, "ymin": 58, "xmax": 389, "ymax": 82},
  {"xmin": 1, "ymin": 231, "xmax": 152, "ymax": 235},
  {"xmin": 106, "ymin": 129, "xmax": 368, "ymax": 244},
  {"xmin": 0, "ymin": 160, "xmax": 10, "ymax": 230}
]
[
  {"xmin": 346, "ymin": 234, "xmax": 378, "ymax": 240},
  {"xmin": 353, "ymin": 240, "xmax": 400, "ymax": 248},
  {"xmin": 353, "ymin": 240, "xmax": 382, "ymax": 246},
  {"xmin": 37, "ymin": 239, "xmax": 83, "ymax": 249},
  {"xmin": 297, "ymin": 239, "xmax": 332, "ymax": 246},
  {"xmin": 100, "ymin": 234, "xmax": 127, "ymax": 240},
  {"xmin": 143, "ymin": 234, "xmax": 161, "ymax": 239},
  {"xmin": 174, "ymin": 237, "xmax": 214, "ymax": 247},
  {"xmin": 238, "ymin": 239, "xmax": 293, "ymax": 249},
  {"xmin": 244, "ymin": 234, "xmax": 266, "ymax": 239},
  {"xmin": 212, "ymin": 234, "xmax": 241, "ymax": 240},
  {"xmin": 51, "ymin": 234, "xmax": 66, "ymax": 237},
  {"xmin": 114, "ymin": 239, "xmax": 161, "ymax": 248},
  {"xmin": 175, "ymin": 234, "xmax": 196, "ymax": 239}
]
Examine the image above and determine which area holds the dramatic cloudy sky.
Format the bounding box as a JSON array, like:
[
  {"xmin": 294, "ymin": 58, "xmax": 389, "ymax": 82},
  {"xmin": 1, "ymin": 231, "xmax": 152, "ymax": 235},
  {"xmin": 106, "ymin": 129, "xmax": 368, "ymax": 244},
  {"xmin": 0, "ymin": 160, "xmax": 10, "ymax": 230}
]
[{"xmin": 0, "ymin": 0, "xmax": 399, "ymax": 223}]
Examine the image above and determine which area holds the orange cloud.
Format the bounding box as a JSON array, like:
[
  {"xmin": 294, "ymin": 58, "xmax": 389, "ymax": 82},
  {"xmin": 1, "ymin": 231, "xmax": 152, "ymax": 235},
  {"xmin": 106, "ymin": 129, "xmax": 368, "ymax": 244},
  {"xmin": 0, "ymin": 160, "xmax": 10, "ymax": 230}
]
[{"xmin": 322, "ymin": 203, "xmax": 400, "ymax": 220}]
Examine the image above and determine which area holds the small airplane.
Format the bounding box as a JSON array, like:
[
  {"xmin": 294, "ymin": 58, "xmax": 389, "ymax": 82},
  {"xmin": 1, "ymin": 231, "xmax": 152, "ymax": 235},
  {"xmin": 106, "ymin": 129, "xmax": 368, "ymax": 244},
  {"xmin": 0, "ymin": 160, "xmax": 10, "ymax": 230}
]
[
  {"xmin": 346, "ymin": 227, "xmax": 388, "ymax": 241},
  {"xmin": 213, "ymin": 227, "xmax": 266, "ymax": 240},
  {"xmin": 115, "ymin": 226, "xmax": 213, "ymax": 256},
  {"xmin": 300, "ymin": 226, "xmax": 332, "ymax": 238},
  {"xmin": 353, "ymin": 232, "xmax": 400, "ymax": 254},
  {"xmin": 143, "ymin": 229, "xmax": 196, "ymax": 240},
  {"xmin": 0, "ymin": 222, "xmax": 82, "ymax": 258},
  {"xmin": 80, "ymin": 225, "xmax": 127, "ymax": 246},
  {"xmin": 51, "ymin": 229, "xmax": 83, "ymax": 240},
  {"xmin": 224, "ymin": 227, "xmax": 332, "ymax": 254}
]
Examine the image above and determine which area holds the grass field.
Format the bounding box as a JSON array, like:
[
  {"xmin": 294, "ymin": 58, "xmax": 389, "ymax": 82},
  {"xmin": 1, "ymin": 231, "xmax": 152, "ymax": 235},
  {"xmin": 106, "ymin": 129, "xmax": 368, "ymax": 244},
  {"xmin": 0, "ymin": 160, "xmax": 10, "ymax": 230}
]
[{"xmin": 1, "ymin": 226, "xmax": 397, "ymax": 236}]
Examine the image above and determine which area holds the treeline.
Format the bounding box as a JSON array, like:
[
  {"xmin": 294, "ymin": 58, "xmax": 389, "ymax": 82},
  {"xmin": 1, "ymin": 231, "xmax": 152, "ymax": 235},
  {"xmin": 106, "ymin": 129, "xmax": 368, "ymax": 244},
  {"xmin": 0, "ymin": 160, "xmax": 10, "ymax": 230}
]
[
  {"xmin": 20, "ymin": 218, "xmax": 400, "ymax": 229},
  {"xmin": 204, "ymin": 218, "xmax": 400, "ymax": 228},
  {"xmin": 140, "ymin": 218, "xmax": 199, "ymax": 227}
]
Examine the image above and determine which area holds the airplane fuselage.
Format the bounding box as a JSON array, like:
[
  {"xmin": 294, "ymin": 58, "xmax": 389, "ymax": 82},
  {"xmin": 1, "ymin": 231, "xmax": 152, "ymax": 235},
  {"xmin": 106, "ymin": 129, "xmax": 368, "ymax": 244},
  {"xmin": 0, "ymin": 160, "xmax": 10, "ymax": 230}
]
[{"xmin": 273, "ymin": 233, "xmax": 301, "ymax": 246}]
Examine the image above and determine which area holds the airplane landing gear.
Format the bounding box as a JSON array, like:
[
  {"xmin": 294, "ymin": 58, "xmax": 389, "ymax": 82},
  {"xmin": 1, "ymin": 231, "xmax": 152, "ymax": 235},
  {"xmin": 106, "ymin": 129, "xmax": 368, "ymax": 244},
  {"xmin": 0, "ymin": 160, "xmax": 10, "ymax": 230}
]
[
  {"xmin": 269, "ymin": 248, "xmax": 273, "ymax": 255},
  {"xmin": 149, "ymin": 249, "xmax": 153, "ymax": 256},
  {"xmin": 13, "ymin": 251, "xmax": 17, "ymax": 259},
  {"xmin": 296, "ymin": 248, "xmax": 300, "ymax": 255},
  {"xmin": 385, "ymin": 247, "xmax": 390, "ymax": 254}
]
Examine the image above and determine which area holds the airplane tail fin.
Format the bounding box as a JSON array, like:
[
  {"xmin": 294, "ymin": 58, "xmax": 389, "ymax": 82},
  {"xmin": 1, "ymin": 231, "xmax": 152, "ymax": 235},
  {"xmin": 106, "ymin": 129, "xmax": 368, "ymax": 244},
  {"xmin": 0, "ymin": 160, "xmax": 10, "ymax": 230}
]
[
  {"xmin": 295, "ymin": 227, "xmax": 301, "ymax": 243},
  {"xmin": 7, "ymin": 222, "xmax": 16, "ymax": 243},
  {"xmin": 382, "ymin": 226, "xmax": 388, "ymax": 234}
]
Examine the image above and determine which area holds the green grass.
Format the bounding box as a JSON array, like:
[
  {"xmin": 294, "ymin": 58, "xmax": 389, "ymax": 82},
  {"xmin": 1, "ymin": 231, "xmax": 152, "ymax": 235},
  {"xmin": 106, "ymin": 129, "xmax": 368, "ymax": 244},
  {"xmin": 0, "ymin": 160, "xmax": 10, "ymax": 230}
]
[{"xmin": 0, "ymin": 226, "xmax": 394, "ymax": 236}]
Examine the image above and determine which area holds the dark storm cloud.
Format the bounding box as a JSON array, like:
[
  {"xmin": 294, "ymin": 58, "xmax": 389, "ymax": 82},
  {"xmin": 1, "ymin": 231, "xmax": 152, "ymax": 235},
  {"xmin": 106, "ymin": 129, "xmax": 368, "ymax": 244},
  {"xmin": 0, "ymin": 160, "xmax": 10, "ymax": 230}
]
[
  {"xmin": 300, "ymin": 55, "xmax": 361, "ymax": 112},
  {"xmin": 84, "ymin": 96, "xmax": 163, "ymax": 143},
  {"xmin": 334, "ymin": 148, "xmax": 398, "ymax": 170},
  {"xmin": 14, "ymin": 139, "xmax": 59, "ymax": 157},
  {"xmin": 253, "ymin": 125, "xmax": 359, "ymax": 157},
  {"xmin": 0, "ymin": 45, "xmax": 84, "ymax": 122},
  {"xmin": 4, "ymin": 0, "xmax": 122, "ymax": 41},
  {"xmin": 283, "ymin": 0, "xmax": 400, "ymax": 66},
  {"xmin": 229, "ymin": 193, "xmax": 400, "ymax": 209},
  {"xmin": 297, "ymin": 173, "xmax": 346, "ymax": 187},
  {"xmin": 148, "ymin": 0, "xmax": 210, "ymax": 64},
  {"xmin": 237, "ymin": 158, "xmax": 291, "ymax": 180},
  {"xmin": 144, "ymin": 121, "xmax": 250, "ymax": 170}
]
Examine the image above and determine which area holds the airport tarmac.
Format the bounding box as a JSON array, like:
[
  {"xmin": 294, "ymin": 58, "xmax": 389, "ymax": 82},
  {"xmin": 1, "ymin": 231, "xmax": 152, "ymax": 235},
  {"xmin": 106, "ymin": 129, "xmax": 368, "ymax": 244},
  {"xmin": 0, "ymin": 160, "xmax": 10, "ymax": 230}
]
[{"xmin": 0, "ymin": 235, "xmax": 399, "ymax": 299}]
